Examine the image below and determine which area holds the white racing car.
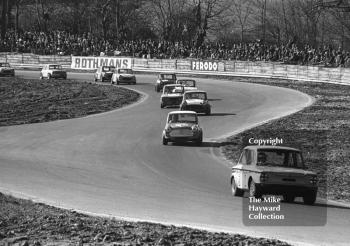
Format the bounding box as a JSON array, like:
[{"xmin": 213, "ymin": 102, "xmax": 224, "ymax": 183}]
[
  {"xmin": 180, "ymin": 90, "xmax": 211, "ymax": 115},
  {"xmin": 160, "ymin": 84, "xmax": 185, "ymax": 108},
  {"xmin": 162, "ymin": 111, "xmax": 203, "ymax": 146},
  {"xmin": 231, "ymin": 145, "xmax": 318, "ymax": 205},
  {"xmin": 0, "ymin": 62, "xmax": 15, "ymax": 77},
  {"xmin": 176, "ymin": 79, "xmax": 197, "ymax": 91}
]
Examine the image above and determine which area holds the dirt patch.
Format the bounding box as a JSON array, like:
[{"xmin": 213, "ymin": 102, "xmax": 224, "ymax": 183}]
[
  {"xmin": 221, "ymin": 78, "xmax": 350, "ymax": 203},
  {"xmin": 0, "ymin": 77, "xmax": 140, "ymax": 127},
  {"xmin": 0, "ymin": 193, "xmax": 290, "ymax": 246}
]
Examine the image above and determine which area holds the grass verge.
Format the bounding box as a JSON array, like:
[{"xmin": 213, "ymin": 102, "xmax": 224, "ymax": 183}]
[
  {"xmin": 0, "ymin": 192, "xmax": 290, "ymax": 246},
  {"xmin": 0, "ymin": 77, "xmax": 140, "ymax": 127},
  {"xmin": 221, "ymin": 77, "xmax": 350, "ymax": 203}
]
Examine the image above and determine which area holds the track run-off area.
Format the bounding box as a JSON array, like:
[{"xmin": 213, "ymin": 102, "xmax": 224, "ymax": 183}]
[{"xmin": 0, "ymin": 70, "xmax": 349, "ymax": 246}]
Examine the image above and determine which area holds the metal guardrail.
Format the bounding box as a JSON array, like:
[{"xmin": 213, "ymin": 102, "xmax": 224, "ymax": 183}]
[{"xmin": 1, "ymin": 53, "xmax": 349, "ymax": 85}]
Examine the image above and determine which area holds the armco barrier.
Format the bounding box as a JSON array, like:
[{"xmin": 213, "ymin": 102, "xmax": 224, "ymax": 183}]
[{"xmin": 0, "ymin": 53, "xmax": 349, "ymax": 85}]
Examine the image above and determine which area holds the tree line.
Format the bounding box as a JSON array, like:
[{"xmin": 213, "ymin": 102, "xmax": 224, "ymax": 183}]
[{"xmin": 1, "ymin": 0, "xmax": 350, "ymax": 49}]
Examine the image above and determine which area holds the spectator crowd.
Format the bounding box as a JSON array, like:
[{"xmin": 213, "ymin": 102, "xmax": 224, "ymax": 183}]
[{"xmin": 1, "ymin": 30, "xmax": 350, "ymax": 68}]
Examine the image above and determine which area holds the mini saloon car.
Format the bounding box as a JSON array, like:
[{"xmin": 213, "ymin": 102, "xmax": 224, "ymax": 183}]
[
  {"xmin": 176, "ymin": 79, "xmax": 197, "ymax": 91},
  {"xmin": 160, "ymin": 84, "xmax": 185, "ymax": 108},
  {"xmin": 162, "ymin": 111, "xmax": 203, "ymax": 145},
  {"xmin": 0, "ymin": 62, "xmax": 15, "ymax": 76},
  {"xmin": 94, "ymin": 66, "xmax": 115, "ymax": 82},
  {"xmin": 180, "ymin": 90, "xmax": 211, "ymax": 115},
  {"xmin": 111, "ymin": 68, "xmax": 136, "ymax": 85},
  {"xmin": 40, "ymin": 64, "xmax": 67, "ymax": 79},
  {"xmin": 155, "ymin": 73, "xmax": 177, "ymax": 92},
  {"xmin": 230, "ymin": 145, "xmax": 318, "ymax": 205}
]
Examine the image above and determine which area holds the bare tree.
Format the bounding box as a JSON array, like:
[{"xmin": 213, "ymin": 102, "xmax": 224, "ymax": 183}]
[{"xmin": 229, "ymin": 0, "xmax": 254, "ymax": 42}]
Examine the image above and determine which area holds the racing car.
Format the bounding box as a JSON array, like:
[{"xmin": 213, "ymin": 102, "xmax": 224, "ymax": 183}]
[
  {"xmin": 155, "ymin": 73, "xmax": 177, "ymax": 92},
  {"xmin": 111, "ymin": 68, "xmax": 136, "ymax": 85},
  {"xmin": 176, "ymin": 79, "xmax": 197, "ymax": 91},
  {"xmin": 160, "ymin": 84, "xmax": 185, "ymax": 108},
  {"xmin": 94, "ymin": 66, "xmax": 115, "ymax": 82},
  {"xmin": 0, "ymin": 62, "xmax": 15, "ymax": 77},
  {"xmin": 40, "ymin": 64, "xmax": 67, "ymax": 79},
  {"xmin": 180, "ymin": 90, "xmax": 211, "ymax": 115},
  {"xmin": 231, "ymin": 145, "xmax": 318, "ymax": 205},
  {"xmin": 162, "ymin": 111, "xmax": 203, "ymax": 145}
]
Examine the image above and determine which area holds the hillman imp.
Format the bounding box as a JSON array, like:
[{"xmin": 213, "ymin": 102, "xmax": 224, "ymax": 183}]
[
  {"xmin": 155, "ymin": 73, "xmax": 177, "ymax": 92},
  {"xmin": 176, "ymin": 79, "xmax": 197, "ymax": 91},
  {"xmin": 230, "ymin": 145, "xmax": 318, "ymax": 205},
  {"xmin": 160, "ymin": 84, "xmax": 185, "ymax": 108},
  {"xmin": 111, "ymin": 68, "xmax": 136, "ymax": 85},
  {"xmin": 0, "ymin": 62, "xmax": 15, "ymax": 77},
  {"xmin": 180, "ymin": 90, "xmax": 211, "ymax": 115},
  {"xmin": 94, "ymin": 65, "xmax": 115, "ymax": 82},
  {"xmin": 162, "ymin": 111, "xmax": 203, "ymax": 146},
  {"xmin": 40, "ymin": 64, "xmax": 67, "ymax": 79}
]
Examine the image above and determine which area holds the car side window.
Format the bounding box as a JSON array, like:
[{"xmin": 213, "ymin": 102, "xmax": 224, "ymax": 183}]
[
  {"xmin": 238, "ymin": 151, "xmax": 247, "ymax": 165},
  {"xmin": 246, "ymin": 150, "xmax": 253, "ymax": 165}
]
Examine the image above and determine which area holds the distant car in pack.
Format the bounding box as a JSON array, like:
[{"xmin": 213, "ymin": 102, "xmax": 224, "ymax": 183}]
[
  {"xmin": 230, "ymin": 145, "xmax": 318, "ymax": 205},
  {"xmin": 180, "ymin": 90, "xmax": 211, "ymax": 115},
  {"xmin": 0, "ymin": 62, "xmax": 15, "ymax": 77},
  {"xmin": 176, "ymin": 79, "xmax": 197, "ymax": 91},
  {"xmin": 160, "ymin": 84, "xmax": 185, "ymax": 108},
  {"xmin": 40, "ymin": 64, "xmax": 67, "ymax": 79},
  {"xmin": 162, "ymin": 111, "xmax": 203, "ymax": 146},
  {"xmin": 111, "ymin": 68, "xmax": 136, "ymax": 85},
  {"xmin": 94, "ymin": 66, "xmax": 115, "ymax": 82},
  {"xmin": 155, "ymin": 73, "xmax": 177, "ymax": 92}
]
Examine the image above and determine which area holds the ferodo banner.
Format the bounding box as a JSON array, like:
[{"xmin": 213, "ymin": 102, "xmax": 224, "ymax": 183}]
[
  {"xmin": 191, "ymin": 60, "xmax": 218, "ymax": 71},
  {"xmin": 71, "ymin": 56, "xmax": 132, "ymax": 70}
]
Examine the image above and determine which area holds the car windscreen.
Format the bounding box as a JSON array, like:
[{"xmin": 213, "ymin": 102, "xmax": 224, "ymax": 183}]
[
  {"xmin": 185, "ymin": 92, "xmax": 206, "ymax": 100},
  {"xmin": 103, "ymin": 66, "xmax": 115, "ymax": 72},
  {"xmin": 118, "ymin": 69, "xmax": 132, "ymax": 74},
  {"xmin": 168, "ymin": 113, "xmax": 197, "ymax": 123},
  {"xmin": 161, "ymin": 74, "xmax": 175, "ymax": 80},
  {"xmin": 179, "ymin": 80, "xmax": 195, "ymax": 87},
  {"xmin": 0, "ymin": 63, "xmax": 10, "ymax": 67},
  {"xmin": 164, "ymin": 86, "xmax": 184, "ymax": 94},
  {"xmin": 49, "ymin": 65, "xmax": 62, "ymax": 70},
  {"xmin": 257, "ymin": 149, "xmax": 305, "ymax": 168}
]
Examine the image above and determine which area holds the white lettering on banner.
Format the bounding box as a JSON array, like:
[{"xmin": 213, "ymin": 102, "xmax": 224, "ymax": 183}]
[
  {"xmin": 71, "ymin": 56, "xmax": 132, "ymax": 70},
  {"xmin": 191, "ymin": 61, "xmax": 218, "ymax": 71}
]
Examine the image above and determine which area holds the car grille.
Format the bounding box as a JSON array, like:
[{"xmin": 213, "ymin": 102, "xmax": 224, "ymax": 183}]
[
  {"xmin": 164, "ymin": 97, "xmax": 182, "ymax": 105},
  {"xmin": 184, "ymin": 105, "xmax": 204, "ymax": 111},
  {"xmin": 170, "ymin": 128, "xmax": 193, "ymax": 137}
]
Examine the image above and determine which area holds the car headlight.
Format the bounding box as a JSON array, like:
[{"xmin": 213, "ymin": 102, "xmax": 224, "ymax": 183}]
[
  {"xmin": 309, "ymin": 175, "xmax": 318, "ymax": 185},
  {"xmin": 191, "ymin": 125, "xmax": 200, "ymax": 131},
  {"xmin": 165, "ymin": 126, "xmax": 172, "ymax": 133}
]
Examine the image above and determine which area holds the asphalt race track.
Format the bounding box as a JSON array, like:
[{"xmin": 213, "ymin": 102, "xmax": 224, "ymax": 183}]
[{"xmin": 1, "ymin": 71, "xmax": 349, "ymax": 245}]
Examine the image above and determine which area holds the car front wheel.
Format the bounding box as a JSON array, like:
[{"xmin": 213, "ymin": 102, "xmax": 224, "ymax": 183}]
[
  {"xmin": 231, "ymin": 177, "xmax": 244, "ymax": 197},
  {"xmin": 162, "ymin": 136, "xmax": 168, "ymax": 145},
  {"xmin": 47, "ymin": 73, "xmax": 51, "ymax": 79},
  {"xmin": 249, "ymin": 180, "xmax": 262, "ymax": 199}
]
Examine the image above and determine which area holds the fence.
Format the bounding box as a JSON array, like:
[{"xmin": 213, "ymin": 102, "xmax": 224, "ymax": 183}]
[{"xmin": 1, "ymin": 53, "xmax": 349, "ymax": 85}]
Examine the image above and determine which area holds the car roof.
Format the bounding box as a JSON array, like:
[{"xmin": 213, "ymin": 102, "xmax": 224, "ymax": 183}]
[
  {"xmin": 184, "ymin": 90, "xmax": 206, "ymax": 94},
  {"xmin": 168, "ymin": 110, "xmax": 197, "ymax": 115},
  {"xmin": 164, "ymin": 84, "xmax": 184, "ymax": 87},
  {"xmin": 244, "ymin": 145, "xmax": 301, "ymax": 152}
]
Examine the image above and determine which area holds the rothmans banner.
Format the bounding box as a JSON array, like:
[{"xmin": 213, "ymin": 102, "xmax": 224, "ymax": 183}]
[
  {"xmin": 71, "ymin": 56, "xmax": 132, "ymax": 70},
  {"xmin": 191, "ymin": 60, "xmax": 218, "ymax": 71}
]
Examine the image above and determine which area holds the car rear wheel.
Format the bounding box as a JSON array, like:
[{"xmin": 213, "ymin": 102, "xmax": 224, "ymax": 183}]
[
  {"xmin": 94, "ymin": 77, "xmax": 97, "ymax": 82},
  {"xmin": 195, "ymin": 135, "xmax": 203, "ymax": 146},
  {"xmin": 283, "ymin": 194, "xmax": 295, "ymax": 203},
  {"xmin": 162, "ymin": 136, "xmax": 168, "ymax": 145},
  {"xmin": 249, "ymin": 180, "xmax": 262, "ymax": 199},
  {"xmin": 116, "ymin": 80, "xmax": 120, "ymax": 85},
  {"xmin": 231, "ymin": 177, "xmax": 244, "ymax": 197},
  {"xmin": 303, "ymin": 191, "xmax": 317, "ymax": 205},
  {"xmin": 47, "ymin": 74, "xmax": 51, "ymax": 80}
]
